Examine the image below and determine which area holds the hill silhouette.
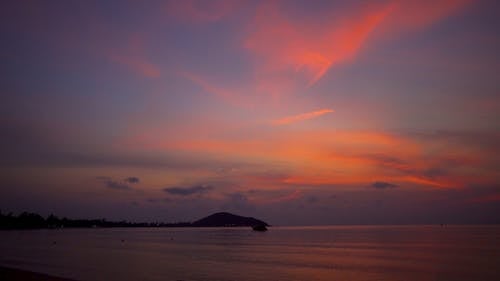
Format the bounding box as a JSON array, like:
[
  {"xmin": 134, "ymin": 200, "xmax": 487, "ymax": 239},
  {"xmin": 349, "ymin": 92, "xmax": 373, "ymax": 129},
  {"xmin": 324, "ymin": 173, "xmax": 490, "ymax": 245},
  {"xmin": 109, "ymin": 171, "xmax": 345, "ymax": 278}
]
[{"xmin": 193, "ymin": 212, "xmax": 269, "ymax": 227}]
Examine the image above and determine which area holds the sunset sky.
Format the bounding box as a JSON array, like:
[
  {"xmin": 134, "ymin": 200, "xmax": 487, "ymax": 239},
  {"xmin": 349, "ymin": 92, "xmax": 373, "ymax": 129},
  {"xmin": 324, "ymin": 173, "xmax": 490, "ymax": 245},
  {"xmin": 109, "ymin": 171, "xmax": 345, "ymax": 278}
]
[{"xmin": 1, "ymin": 0, "xmax": 499, "ymax": 225}]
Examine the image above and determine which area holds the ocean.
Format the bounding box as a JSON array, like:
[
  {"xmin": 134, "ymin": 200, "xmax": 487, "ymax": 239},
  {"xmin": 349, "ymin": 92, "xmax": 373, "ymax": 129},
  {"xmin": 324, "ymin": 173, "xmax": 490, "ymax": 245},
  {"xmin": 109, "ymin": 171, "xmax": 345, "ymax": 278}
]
[{"xmin": 1, "ymin": 225, "xmax": 499, "ymax": 281}]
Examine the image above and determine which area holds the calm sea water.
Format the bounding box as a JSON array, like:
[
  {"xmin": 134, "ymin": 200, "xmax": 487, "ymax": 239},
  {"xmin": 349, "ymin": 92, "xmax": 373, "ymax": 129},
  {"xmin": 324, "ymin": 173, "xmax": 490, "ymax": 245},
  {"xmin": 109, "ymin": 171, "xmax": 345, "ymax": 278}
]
[{"xmin": 1, "ymin": 225, "xmax": 499, "ymax": 281}]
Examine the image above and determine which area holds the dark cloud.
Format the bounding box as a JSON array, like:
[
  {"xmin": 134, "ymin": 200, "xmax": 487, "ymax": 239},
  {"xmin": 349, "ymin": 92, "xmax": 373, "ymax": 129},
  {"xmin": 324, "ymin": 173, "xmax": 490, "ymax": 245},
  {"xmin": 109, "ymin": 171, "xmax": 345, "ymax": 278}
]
[
  {"xmin": 361, "ymin": 153, "xmax": 458, "ymax": 185},
  {"xmin": 105, "ymin": 180, "xmax": 131, "ymax": 190},
  {"xmin": 371, "ymin": 181, "xmax": 398, "ymax": 189},
  {"xmin": 146, "ymin": 197, "xmax": 174, "ymax": 204},
  {"xmin": 163, "ymin": 185, "xmax": 213, "ymax": 196},
  {"xmin": 124, "ymin": 177, "xmax": 140, "ymax": 184},
  {"xmin": 96, "ymin": 176, "xmax": 132, "ymax": 191}
]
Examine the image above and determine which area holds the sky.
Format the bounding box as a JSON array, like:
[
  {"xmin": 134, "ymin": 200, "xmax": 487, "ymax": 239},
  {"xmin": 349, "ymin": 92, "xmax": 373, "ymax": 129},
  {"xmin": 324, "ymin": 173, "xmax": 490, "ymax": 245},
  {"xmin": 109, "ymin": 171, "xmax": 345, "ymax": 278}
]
[{"xmin": 1, "ymin": 0, "xmax": 499, "ymax": 225}]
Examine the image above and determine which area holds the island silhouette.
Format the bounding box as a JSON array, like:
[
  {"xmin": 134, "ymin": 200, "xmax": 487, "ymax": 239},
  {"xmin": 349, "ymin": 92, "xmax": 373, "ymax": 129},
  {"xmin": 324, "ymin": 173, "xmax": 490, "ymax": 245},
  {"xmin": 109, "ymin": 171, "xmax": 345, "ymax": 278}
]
[
  {"xmin": 193, "ymin": 212, "xmax": 268, "ymax": 227},
  {"xmin": 0, "ymin": 210, "xmax": 269, "ymax": 229}
]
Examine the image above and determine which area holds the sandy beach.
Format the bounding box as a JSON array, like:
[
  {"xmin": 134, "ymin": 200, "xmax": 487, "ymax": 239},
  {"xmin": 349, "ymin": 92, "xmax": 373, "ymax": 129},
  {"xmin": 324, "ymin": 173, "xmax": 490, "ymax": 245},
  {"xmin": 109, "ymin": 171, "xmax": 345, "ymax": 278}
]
[{"xmin": 0, "ymin": 266, "xmax": 76, "ymax": 281}]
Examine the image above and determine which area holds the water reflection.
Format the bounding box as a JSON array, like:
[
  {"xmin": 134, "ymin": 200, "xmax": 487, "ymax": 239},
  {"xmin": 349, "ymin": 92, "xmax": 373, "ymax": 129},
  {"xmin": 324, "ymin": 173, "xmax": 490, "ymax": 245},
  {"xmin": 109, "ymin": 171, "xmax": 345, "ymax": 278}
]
[{"xmin": 0, "ymin": 225, "xmax": 499, "ymax": 281}]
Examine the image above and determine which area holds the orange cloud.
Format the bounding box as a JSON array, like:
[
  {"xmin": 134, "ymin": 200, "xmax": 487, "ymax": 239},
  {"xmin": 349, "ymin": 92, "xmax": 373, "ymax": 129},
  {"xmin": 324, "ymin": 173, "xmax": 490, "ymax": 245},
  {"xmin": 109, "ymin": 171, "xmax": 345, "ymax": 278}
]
[
  {"xmin": 381, "ymin": 0, "xmax": 471, "ymax": 35},
  {"xmin": 110, "ymin": 54, "xmax": 160, "ymax": 78},
  {"xmin": 285, "ymin": 176, "xmax": 454, "ymax": 189},
  {"xmin": 244, "ymin": 1, "xmax": 394, "ymax": 92},
  {"xmin": 119, "ymin": 125, "xmax": 497, "ymax": 191},
  {"xmin": 273, "ymin": 109, "xmax": 334, "ymax": 125},
  {"xmin": 244, "ymin": 0, "xmax": 471, "ymax": 96},
  {"xmin": 397, "ymin": 176, "xmax": 455, "ymax": 188}
]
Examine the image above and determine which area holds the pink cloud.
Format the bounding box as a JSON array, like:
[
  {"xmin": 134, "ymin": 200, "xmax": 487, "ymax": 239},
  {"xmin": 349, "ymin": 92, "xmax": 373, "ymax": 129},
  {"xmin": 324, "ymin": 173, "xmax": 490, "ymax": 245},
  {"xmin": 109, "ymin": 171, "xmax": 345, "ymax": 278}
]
[
  {"xmin": 119, "ymin": 127, "xmax": 488, "ymax": 190},
  {"xmin": 244, "ymin": 1, "xmax": 394, "ymax": 92},
  {"xmin": 272, "ymin": 109, "xmax": 334, "ymax": 125},
  {"xmin": 243, "ymin": 0, "xmax": 472, "ymax": 96}
]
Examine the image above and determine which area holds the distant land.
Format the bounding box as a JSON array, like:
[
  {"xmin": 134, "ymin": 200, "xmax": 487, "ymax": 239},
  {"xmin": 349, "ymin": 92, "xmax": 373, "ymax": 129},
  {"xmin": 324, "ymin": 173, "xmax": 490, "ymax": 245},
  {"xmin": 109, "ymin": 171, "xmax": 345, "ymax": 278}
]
[
  {"xmin": 193, "ymin": 212, "xmax": 268, "ymax": 227},
  {"xmin": 0, "ymin": 210, "xmax": 268, "ymax": 229}
]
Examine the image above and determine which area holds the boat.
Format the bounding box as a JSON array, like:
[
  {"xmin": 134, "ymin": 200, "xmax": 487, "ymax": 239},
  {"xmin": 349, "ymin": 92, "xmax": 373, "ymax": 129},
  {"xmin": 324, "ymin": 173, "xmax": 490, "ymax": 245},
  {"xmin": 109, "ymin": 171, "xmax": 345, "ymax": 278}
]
[{"xmin": 252, "ymin": 224, "xmax": 268, "ymax": 231}]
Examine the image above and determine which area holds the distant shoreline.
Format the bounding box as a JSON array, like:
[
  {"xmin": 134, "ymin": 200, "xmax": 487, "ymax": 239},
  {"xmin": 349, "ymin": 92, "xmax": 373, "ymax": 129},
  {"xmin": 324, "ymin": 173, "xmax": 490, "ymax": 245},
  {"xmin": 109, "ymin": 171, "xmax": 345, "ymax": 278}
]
[
  {"xmin": 0, "ymin": 266, "xmax": 77, "ymax": 281},
  {"xmin": 1, "ymin": 211, "xmax": 269, "ymax": 230}
]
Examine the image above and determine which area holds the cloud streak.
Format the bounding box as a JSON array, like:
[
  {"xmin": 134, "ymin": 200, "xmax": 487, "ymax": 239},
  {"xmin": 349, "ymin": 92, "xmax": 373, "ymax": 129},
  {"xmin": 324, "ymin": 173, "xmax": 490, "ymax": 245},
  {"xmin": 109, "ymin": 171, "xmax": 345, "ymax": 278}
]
[
  {"xmin": 96, "ymin": 177, "xmax": 133, "ymax": 191},
  {"xmin": 243, "ymin": 0, "xmax": 472, "ymax": 97},
  {"xmin": 124, "ymin": 177, "xmax": 140, "ymax": 184},
  {"xmin": 273, "ymin": 109, "xmax": 334, "ymax": 125},
  {"xmin": 163, "ymin": 185, "xmax": 214, "ymax": 196},
  {"xmin": 95, "ymin": 176, "xmax": 140, "ymax": 191},
  {"xmin": 122, "ymin": 127, "xmax": 499, "ymax": 190},
  {"xmin": 244, "ymin": 1, "xmax": 394, "ymax": 93},
  {"xmin": 371, "ymin": 181, "xmax": 398, "ymax": 189}
]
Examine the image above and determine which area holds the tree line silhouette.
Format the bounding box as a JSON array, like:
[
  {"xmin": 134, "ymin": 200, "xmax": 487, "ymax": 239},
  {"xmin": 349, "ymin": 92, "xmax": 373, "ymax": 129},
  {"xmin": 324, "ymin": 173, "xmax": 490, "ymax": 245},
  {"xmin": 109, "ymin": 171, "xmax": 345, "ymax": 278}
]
[{"xmin": 0, "ymin": 210, "xmax": 191, "ymax": 229}]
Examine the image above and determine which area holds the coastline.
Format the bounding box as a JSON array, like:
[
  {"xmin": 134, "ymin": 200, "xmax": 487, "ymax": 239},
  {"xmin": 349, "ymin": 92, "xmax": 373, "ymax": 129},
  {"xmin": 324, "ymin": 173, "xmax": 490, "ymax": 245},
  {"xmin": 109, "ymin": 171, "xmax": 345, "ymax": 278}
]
[{"xmin": 0, "ymin": 266, "xmax": 76, "ymax": 281}]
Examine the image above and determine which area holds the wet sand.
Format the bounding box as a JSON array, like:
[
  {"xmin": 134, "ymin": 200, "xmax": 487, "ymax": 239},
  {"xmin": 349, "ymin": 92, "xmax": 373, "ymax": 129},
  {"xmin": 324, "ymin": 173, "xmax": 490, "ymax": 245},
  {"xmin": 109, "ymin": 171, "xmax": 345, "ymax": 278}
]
[{"xmin": 0, "ymin": 266, "xmax": 76, "ymax": 281}]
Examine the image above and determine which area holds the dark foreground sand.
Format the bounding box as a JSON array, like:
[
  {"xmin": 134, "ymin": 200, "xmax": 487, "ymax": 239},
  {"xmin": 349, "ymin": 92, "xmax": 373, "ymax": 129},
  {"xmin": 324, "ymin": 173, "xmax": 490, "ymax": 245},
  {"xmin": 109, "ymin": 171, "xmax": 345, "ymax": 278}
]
[{"xmin": 0, "ymin": 266, "xmax": 76, "ymax": 281}]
